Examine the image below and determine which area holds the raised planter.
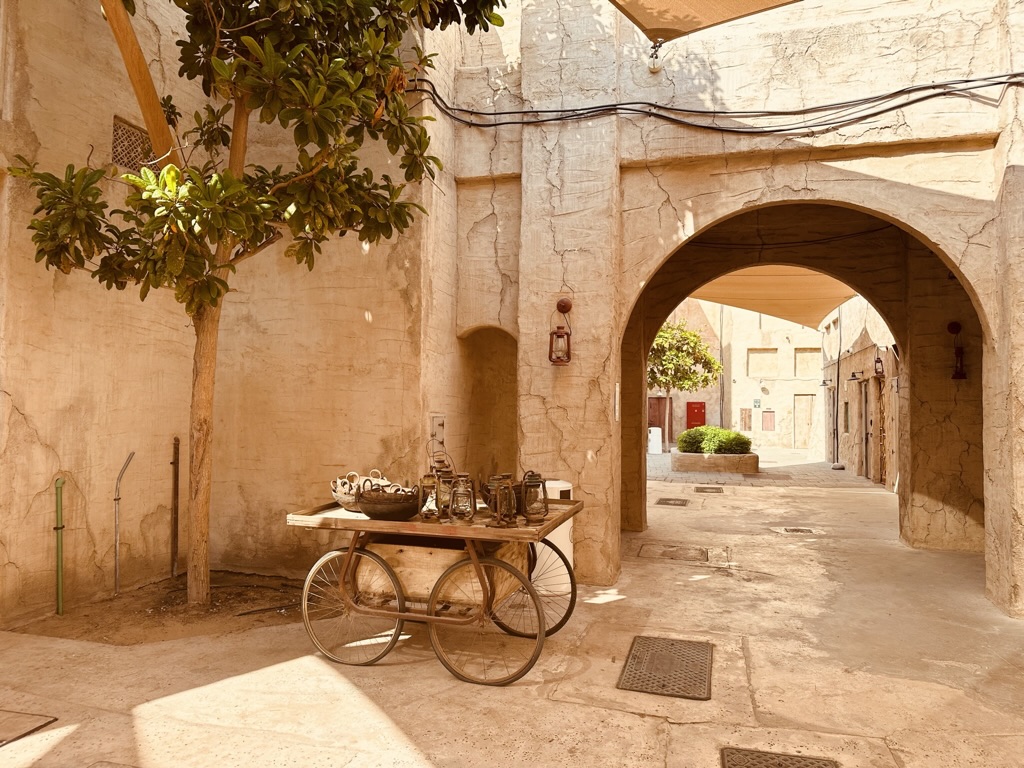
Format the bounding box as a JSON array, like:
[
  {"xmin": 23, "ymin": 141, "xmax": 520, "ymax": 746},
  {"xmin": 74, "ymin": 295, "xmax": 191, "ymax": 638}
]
[{"xmin": 671, "ymin": 451, "xmax": 759, "ymax": 474}]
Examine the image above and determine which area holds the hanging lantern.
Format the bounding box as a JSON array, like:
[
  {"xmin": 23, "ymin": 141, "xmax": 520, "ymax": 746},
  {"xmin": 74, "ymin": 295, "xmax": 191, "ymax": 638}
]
[
  {"xmin": 486, "ymin": 474, "xmax": 518, "ymax": 528},
  {"xmin": 549, "ymin": 297, "xmax": 573, "ymax": 366},
  {"xmin": 948, "ymin": 322, "xmax": 967, "ymax": 380},
  {"xmin": 449, "ymin": 473, "xmax": 476, "ymax": 524}
]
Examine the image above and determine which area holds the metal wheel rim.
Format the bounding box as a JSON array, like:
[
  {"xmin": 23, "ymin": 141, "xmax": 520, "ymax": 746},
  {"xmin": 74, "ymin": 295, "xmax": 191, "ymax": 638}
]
[
  {"xmin": 427, "ymin": 557, "xmax": 545, "ymax": 686},
  {"xmin": 301, "ymin": 548, "xmax": 405, "ymax": 665},
  {"xmin": 494, "ymin": 538, "xmax": 577, "ymax": 637}
]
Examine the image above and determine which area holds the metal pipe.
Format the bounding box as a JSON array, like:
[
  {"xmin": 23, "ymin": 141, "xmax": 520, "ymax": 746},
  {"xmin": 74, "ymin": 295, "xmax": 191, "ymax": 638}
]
[
  {"xmin": 54, "ymin": 478, "xmax": 65, "ymax": 615},
  {"xmin": 114, "ymin": 451, "xmax": 135, "ymax": 595},
  {"xmin": 171, "ymin": 437, "xmax": 180, "ymax": 578}
]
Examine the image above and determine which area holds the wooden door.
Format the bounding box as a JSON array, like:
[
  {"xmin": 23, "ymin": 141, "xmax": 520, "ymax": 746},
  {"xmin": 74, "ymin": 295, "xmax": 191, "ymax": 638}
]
[
  {"xmin": 793, "ymin": 394, "xmax": 815, "ymax": 449},
  {"xmin": 686, "ymin": 401, "xmax": 706, "ymax": 430},
  {"xmin": 647, "ymin": 396, "xmax": 673, "ymax": 447}
]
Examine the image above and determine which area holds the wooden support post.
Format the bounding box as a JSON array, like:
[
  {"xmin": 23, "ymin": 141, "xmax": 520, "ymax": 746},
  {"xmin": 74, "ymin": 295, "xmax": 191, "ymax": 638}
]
[{"xmin": 100, "ymin": 0, "xmax": 181, "ymax": 168}]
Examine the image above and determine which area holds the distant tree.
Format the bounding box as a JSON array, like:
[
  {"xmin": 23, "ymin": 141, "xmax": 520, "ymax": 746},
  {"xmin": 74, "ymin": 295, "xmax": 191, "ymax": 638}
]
[
  {"xmin": 647, "ymin": 321, "xmax": 722, "ymax": 447},
  {"xmin": 10, "ymin": 0, "xmax": 504, "ymax": 604}
]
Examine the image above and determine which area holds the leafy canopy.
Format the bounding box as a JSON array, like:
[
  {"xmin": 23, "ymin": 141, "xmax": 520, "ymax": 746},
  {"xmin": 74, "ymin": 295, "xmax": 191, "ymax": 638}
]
[
  {"xmin": 647, "ymin": 320, "xmax": 723, "ymax": 393},
  {"xmin": 10, "ymin": 0, "xmax": 505, "ymax": 315}
]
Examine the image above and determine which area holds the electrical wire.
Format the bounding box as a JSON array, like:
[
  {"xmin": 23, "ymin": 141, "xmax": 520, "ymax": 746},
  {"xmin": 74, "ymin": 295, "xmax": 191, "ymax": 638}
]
[{"xmin": 409, "ymin": 72, "xmax": 1024, "ymax": 136}]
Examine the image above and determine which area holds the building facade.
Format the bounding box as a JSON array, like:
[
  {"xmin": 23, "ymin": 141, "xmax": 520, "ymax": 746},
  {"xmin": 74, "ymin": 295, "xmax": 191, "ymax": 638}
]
[{"xmin": 2, "ymin": 0, "xmax": 1023, "ymax": 624}]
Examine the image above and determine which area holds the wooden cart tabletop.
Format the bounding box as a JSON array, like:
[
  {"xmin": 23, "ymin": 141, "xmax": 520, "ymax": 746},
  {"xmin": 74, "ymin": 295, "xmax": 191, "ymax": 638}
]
[{"xmin": 286, "ymin": 497, "xmax": 583, "ymax": 543}]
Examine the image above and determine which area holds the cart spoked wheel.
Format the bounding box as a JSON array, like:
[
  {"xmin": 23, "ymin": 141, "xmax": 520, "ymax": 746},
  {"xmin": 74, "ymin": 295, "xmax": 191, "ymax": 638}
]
[
  {"xmin": 426, "ymin": 557, "xmax": 545, "ymax": 685},
  {"xmin": 494, "ymin": 538, "xmax": 577, "ymax": 638},
  {"xmin": 302, "ymin": 548, "xmax": 406, "ymax": 665}
]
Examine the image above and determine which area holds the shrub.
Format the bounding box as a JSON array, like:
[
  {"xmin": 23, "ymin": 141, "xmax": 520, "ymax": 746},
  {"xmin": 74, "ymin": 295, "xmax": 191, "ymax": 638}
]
[{"xmin": 677, "ymin": 426, "xmax": 752, "ymax": 455}]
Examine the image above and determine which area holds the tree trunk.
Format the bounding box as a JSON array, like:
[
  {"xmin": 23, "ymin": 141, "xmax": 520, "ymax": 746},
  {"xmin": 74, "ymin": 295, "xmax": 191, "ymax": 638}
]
[{"xmin": 187, "ymin": 301, "xmax": 224, "ymax": 604}]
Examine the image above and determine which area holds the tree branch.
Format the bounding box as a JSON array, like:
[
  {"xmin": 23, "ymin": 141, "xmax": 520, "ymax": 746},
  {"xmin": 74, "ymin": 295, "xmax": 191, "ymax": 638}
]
[{"xmin": 228, "ymin": 229, "xmax": 283, "ymax": 268}]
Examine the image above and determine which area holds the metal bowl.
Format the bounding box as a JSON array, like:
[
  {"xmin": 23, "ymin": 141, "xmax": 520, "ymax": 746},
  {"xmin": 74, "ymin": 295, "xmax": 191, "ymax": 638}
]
[{"xmin": 356, "ymin": 489, "xmax": 420, "ymax": 521}]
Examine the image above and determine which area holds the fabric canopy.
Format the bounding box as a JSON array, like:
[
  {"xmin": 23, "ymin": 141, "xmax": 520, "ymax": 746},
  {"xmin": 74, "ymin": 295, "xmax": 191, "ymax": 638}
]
[
  {"xmin": 689, "ymin": 266, "xmax": 856, "ymax": 330},
  {"xmin": 609, "ymin": 0, "xmax": 801, "ymax": 43}
]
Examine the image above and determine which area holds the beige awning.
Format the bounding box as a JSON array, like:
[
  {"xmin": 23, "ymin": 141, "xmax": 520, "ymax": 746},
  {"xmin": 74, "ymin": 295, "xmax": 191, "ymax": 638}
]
[
  {"xmin": 689, "ymin": 266, "xmax": 856, "ymax": 329},
  {"xmin": 609, "ymin": 0, "xmax": 802, "ymax": 43}
]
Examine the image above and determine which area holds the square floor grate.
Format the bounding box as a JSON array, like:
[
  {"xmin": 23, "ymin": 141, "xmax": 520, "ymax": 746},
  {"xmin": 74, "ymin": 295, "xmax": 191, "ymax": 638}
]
[
  {"xmin": 638, "ymin": 544, "xmax": 708, "ymax": 562},
  {"xmin": 0, "ymin": 710, "xmax": 57, "ymax": 747},
  {"xmin": 720, "ymin": 747, "xmax": 839, "ymax": 767},
  {"xmin": 695, "ymin": 486, "xmax": 724, "ymax": 494},
  {"xmin": 617, "ymin": 636, "xmax": 713, "ymax": 700},
  {"xmin": 655, "ymin": 498, "xmax": 689, "ymax": 507}
]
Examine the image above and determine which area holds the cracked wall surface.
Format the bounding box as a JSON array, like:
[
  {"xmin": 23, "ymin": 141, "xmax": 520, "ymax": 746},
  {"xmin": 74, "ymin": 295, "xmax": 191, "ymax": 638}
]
[{"xmin": 5, "ymin": 0, "xmax": 1024, "ymax": 622}]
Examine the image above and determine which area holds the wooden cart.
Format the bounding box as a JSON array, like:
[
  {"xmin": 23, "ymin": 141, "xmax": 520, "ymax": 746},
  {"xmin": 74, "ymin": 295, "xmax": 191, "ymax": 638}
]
[{"xmin": 286, "ymin": 498, "xmax": 583, "ymax": 686}]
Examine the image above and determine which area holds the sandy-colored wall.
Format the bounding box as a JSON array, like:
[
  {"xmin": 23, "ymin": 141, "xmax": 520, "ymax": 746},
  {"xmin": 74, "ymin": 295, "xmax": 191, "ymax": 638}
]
[{"xmin": 1, "ymin": 0, "xmax": 193, "ymax": 625}]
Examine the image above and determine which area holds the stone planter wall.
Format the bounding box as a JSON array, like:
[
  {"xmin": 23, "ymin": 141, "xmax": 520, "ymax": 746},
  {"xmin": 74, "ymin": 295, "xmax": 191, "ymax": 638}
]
[{"xmin": 671, "ymin": 452, "xmax": 759, "ymax": 474}]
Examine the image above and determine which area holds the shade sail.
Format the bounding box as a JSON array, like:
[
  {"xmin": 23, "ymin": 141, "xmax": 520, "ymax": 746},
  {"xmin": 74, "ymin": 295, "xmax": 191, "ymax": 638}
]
[
  {"xmin": 609, "ymin": 0, "xmax": 802, "ymax": 43},
  {"xmin": 689, "ymin": 266, "xmax": 856, "ymax": 330}
]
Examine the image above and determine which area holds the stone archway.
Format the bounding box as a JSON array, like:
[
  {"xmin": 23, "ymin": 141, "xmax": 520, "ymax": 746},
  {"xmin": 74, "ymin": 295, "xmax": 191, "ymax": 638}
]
[{"xmin": 621, "ymin": 203, "xmax": 986, "ymax": 580}]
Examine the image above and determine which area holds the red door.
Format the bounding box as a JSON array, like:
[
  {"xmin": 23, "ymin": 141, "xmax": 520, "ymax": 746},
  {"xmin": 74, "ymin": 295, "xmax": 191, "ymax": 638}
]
[{"xmin": 686, "ymin": 401, "xmax": 706, "ymax": 430}]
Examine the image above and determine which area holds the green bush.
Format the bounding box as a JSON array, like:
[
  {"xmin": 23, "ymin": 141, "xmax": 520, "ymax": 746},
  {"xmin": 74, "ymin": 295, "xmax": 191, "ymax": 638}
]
[{"xmin": 677, "ymin": 426, "xmax": 752, "ymax": 455}]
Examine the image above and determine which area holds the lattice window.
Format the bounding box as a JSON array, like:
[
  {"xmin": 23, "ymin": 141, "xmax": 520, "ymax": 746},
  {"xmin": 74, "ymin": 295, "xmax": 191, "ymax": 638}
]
[{"xmin": 111, "ymin": 117, "xmax": 157, "ymax": 170}]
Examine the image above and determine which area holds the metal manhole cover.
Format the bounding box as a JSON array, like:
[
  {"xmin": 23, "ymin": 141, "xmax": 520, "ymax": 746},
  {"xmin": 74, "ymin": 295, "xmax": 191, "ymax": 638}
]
[
  {"xmin": 638, "ymin": 544, "xmax": 708, "ymax": 562},
  {"xmin": 617, "ymin": 636, "xmax": 713, "ymax": 700},
  {"xmin": 721, "ymin": 747, "xmax": 839, "ymax": 767},
  {"xmin": 695, "ymin": 486, "xmax": 724, "ymax": 494},
  {"xmin": 655, "ymin": 498, "xmax": 689, "ymax": 507}
]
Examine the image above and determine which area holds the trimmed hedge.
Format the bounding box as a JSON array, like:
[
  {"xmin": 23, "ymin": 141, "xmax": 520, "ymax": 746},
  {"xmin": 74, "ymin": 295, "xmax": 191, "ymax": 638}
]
[{"xmin": 677, "ymin": 425, "xmax": 752, "ymax": 455}]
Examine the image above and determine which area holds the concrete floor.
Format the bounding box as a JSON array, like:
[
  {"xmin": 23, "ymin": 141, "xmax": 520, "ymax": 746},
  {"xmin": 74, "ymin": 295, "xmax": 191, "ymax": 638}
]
[{"xmin": 3, "ymin": 450, "xmax": 1024, "ymax": 767}]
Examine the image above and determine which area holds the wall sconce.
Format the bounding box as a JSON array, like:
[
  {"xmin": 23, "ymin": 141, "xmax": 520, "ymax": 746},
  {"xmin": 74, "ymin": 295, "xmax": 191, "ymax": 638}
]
[
  {"xmin": 874, "ymin": 357, "xmax": 885, "ymax": 377},
  {"xmin": 948, "ymin": 321, "xmax": 967, "ymax": 380},
  {"xmin": 819, "ymin": 378, "xmax": 832, "ymax": 387},
  {"xmin": 548, "ymin": 297, "xmax": 573, "ymax": 366},
  {"xmin": 848, "ymin": 371, "xmax": 864, "ymax": 382}
]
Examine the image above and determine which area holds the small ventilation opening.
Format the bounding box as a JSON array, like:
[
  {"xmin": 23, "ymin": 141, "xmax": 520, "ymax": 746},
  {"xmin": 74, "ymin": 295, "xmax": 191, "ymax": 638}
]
[{"xmin": 111, "ymin": 117, "xmax": 157, "ymax": 170}]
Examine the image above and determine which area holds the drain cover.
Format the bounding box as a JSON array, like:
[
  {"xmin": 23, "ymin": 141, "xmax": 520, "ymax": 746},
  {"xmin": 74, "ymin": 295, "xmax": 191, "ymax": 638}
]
[
  {"xmin": 784, "ymin": 527, "xmax": 815, "ymax": 534},
  {"xmin": 695, "ymin": 487, "xmax": 724, "ymax": 494},
  {"xmin": 617, "ymin": 636, "xmax": 713, "ymax": 700},
  {"xmin": 655, "ymin": 498, "xmax": 689, "ymax": 507},
  {"xmin": 638, "ymin": 544, "xmax": 708, "ymax": 562},
  {"xmin": 720, "ymin": 747, "xmax": 839, "ymax": 767}
]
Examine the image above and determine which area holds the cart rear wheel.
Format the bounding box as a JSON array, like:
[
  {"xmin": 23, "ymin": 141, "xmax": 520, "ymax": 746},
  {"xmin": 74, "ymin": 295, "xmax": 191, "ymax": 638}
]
[
  {"xmin": 427, "ymin": 557, "xmax": 544, "ymax": 685},
  {"xmin": 495, "ymin": 538, "xmax": 577, "ymax": 637},
  {"xmin": 302, "ymin": 548, "xmax": 405, "ymax": 665}
]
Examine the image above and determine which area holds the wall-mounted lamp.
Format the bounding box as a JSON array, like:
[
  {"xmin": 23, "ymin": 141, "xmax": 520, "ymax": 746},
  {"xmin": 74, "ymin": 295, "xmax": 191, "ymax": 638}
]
[
  {"xmin": 848, "ymin": 371, "xmax": 864, "ymax": 382},
  {"xmin": 874, "ymin": 357, "xmax": 885, "ymax": 377},
  {"xmin": 820, "ymin": 378, "xmax": 832, "ymax": 387},
  {"xmin": 948, "ymin": 321, "xmax": 967, "ymax": 380},
  {"xmin": 548, "ymin": 297, "xmax": 573, "ymax": 366},
  {"xmin": 648, "ymin": 39, "xmax": 666, "ymax": 73}
]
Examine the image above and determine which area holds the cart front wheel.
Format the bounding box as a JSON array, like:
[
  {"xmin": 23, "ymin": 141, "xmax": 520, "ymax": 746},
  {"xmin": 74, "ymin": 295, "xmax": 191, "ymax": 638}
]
[
  {"xmin": 427, "ymin": 557, "xmax": 544, "ymax": 686},
  {"xmin": 302, "ymin": 548, "xmax": 405, "ymax": 665}
]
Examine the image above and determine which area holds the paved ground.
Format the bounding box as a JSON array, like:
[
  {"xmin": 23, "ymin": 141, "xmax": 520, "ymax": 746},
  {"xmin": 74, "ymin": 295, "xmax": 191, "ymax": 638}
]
[{"xmin": 3, "ymin": 450, "xmax": 1023, "ymax": 767}]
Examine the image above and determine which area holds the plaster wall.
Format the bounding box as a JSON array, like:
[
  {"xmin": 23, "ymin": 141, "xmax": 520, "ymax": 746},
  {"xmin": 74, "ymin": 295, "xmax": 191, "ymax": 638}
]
[{"xmin": 0, "ymin": 0, "xmax": 193, "ymax": 625}]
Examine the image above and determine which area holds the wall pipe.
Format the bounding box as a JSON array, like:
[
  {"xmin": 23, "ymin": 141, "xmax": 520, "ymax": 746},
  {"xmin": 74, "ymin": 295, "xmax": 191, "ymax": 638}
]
[
  {"xmin": 54, "ymin": 477, "xmax": 65, "ymax": 615},
  {"xmin": 114, "ymin": 451, "xmax": 135, "ymax": 595},
  {"xmin": 171, "ymin": 437, "xmax": 179, "ymax": 578}
]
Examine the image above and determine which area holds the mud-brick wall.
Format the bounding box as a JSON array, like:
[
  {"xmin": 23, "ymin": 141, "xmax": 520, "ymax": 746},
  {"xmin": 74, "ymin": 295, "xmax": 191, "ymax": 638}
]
[{"xmin": 0, "ymin": 1, "xmax": 192, "ymax": 626}]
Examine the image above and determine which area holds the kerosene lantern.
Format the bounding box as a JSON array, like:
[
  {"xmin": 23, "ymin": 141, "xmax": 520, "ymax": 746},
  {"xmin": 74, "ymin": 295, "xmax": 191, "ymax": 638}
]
[
  {"xmin": 520, "ymin": 470, "xmax": 549, "ymax": 525},
  {"xmin": 417, "ymin": 473, "xmax": 439, "ymax": 522},
  {"xmin": 449, "ymin": 473, "xmax": 476, "ymax": 524},
  {"xmin": 486, "ymin": 474, "xmax": 518, "ymax": 528}
]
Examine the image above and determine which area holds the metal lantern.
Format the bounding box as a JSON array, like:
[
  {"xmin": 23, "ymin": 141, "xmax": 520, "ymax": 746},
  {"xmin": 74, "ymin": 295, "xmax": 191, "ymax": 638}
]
[
  {"xmin": 548, "ymin": 326, "xmax": 571, "ymax": 365},
  {"xmin": 520, "ymin": 470, "xmax": 549, "ymax": 524},
  {"xmin": 435, "ymin": 469, "xmax": 456, "ymax": 520},
  {"xmin": 417, "ymin": 473, "xmax": 439, "ymax": 522},
  {"xmin": 486, "ymin": 474, "xmax": 518, "ymax": 528},
  {"xmin": 449, "ymin": 473, "xmax": 476, "ymax": 524}
]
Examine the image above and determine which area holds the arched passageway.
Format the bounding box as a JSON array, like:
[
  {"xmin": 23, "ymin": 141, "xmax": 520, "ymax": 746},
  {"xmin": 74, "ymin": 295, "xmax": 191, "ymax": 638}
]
[{"xmin": 621, "ymin": 204, "xmax": 986, "ymax": 572}]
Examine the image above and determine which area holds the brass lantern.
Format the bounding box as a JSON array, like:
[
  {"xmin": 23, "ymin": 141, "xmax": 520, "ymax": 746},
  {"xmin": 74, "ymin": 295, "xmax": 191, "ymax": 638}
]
[
  {"xmin": 449, "ymin": 473, "xmax": 476, "ymax": 524},
  {"xmin": 548, "ymin": 297, "xmax": 573, "ymax": 365}
]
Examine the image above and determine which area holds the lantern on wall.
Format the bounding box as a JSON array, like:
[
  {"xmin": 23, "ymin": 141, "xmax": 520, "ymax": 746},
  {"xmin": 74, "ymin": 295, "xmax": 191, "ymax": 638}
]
[
  {"xmin": 948, "ymin": 322, "xmax": 967, "ymax": 380},
  {"xmin": 548, "ymin": 297, "xmax": 573, "ymax": 365}
]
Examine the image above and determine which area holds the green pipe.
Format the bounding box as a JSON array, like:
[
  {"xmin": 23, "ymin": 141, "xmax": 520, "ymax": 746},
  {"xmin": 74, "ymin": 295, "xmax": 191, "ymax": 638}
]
[{"xmin": 55, "ymin": 478, "xmax": 65, "ymax": 616}]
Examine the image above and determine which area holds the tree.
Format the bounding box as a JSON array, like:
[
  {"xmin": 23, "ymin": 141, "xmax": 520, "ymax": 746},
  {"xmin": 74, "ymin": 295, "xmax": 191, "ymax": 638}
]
[
  {"xmin": 9, "ymin": 0, "xmax": 504, "ymax": 605},
  {"xmin": 647, "ymin": 321, "xmax": 723, "ymax": 448}
]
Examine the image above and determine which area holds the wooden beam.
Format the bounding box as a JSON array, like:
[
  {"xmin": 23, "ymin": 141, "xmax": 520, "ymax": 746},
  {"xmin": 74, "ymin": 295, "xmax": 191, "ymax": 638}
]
[{"xmin": 100, "ymin": 0, "xmax": 182, "ymax": 168}]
